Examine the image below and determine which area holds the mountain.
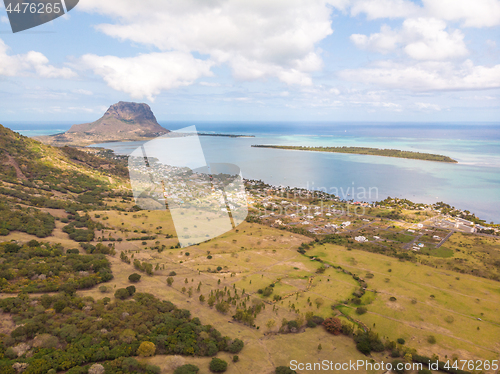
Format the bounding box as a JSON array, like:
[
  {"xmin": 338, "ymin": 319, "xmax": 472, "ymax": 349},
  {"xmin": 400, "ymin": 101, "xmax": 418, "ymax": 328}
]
[{"xmin": 36, "ymin": 101, "xmax": 170, "ymax": 146}]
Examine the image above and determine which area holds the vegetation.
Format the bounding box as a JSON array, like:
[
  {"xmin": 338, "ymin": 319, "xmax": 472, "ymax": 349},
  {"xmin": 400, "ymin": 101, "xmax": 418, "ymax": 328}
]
[
  {"xmin": 209, "ymin": 358, "xmax": 228, "ymax": 373},
  {"xmin": 0, "ymin": 241, "xmax": 112, "ymax": 293},
  {"xmin": 251, "ymin": 145, "xmax": 458, "ymax": 163},
  {"xmin": 0, "ymin": 292, "xmax": 242, "ymax": 373}
]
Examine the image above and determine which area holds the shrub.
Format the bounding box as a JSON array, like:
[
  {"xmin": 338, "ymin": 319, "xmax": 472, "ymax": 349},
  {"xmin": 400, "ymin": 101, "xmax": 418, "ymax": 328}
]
[
  {"xmin": 209, "ymin": 358, "xmax": 228, "ymax": 373},
  {"xmin": 114, "ymin": 288, "xmax": 130, "ymax": 300},
  {"xmin": 392, "ymin": 359, "xmax": 406, "ymax": 374},
  {"xmin": 129, "ymin": 273, "xmax": 141, "ymax": 283},
  {"xmin": 99, "ymin": 286, "xmax": 108, "ymax": 293},
  {"xmin": 228, "ymin": 338, "xmax": 244, "ymax": 353},
  {"xmin": 174, "ymin": 364, "xmax": 200, "ymax": 374},
  {"xmin": 389, "ymin": 296, "xmax": 397, "ymax": 301},
  {"xmin": 137, "ymin": 341, "xmax": 156, "ymax": 357},
  {"xmin": 232, "ymin": 355, "xmax": 239, "ymax": 362},
  {"xmin": 169, "ymin": 271, "xmax": 177, "ymax": 276},
  {"xmin": 427, "ymin": 335, "xmax": 437, "ymax": 344},
  {"xmin": 322, "ymin": 317, "xmax": 342, "ymax": 335},
  {"xmin": 275, "ymin": 366, "xmax": 297, "ymax": 374},
  {"xmin": 356, "ymin": 306, "xmax": 367, "ymax": 315},
  {"xmin": 307, "ymin": 320, "xmax": 317, "ymax": 328},
  {"xmin": 397, "ymin": 338, "xmax": 405, "ymax": 345},
  {"xmin": 126, "ymin": 285, "xmax": 136, "ymax": 296}
]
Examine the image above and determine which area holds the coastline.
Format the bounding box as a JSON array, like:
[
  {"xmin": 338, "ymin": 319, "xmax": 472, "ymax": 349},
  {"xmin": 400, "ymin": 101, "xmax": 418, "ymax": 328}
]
[{"xmin": 251, "ymin": 144, "xmax": 458, "ymax": 163}]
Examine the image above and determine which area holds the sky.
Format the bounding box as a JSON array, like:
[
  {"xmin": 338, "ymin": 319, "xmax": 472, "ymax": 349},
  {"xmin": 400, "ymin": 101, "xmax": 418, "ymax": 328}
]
[{"xmin": 0, "ymin": 0, "xmax": 499, "ymax": 123}]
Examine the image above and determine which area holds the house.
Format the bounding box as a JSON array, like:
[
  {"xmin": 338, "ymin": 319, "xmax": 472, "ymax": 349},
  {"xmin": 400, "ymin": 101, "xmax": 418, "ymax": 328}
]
[{"xmin": 355, "ymin": 236, "xmax": 367, "ymax": 243}]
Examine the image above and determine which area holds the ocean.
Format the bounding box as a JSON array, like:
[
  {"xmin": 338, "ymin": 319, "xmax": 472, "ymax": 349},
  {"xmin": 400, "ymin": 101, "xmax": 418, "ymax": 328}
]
[{"xmin": 7, "ymin": 122, "xmax": 500, "ymax": 223}]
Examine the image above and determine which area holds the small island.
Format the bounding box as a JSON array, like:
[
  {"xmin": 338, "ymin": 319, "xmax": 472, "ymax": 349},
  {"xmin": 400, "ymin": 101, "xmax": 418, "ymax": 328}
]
[{"xmin": 251, "ymin": 145, "xmax": 458, "ymax": 163}]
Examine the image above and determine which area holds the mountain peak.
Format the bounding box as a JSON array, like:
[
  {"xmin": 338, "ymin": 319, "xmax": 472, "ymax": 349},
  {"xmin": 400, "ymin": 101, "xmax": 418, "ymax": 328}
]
[{"xmin": 67, "ymin": 101, "xmax": 169, "ymax": 138}]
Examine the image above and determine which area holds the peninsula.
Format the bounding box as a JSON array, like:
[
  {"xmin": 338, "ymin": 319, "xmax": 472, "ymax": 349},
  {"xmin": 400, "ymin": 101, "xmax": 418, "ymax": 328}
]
[
  {"xmin": 251, "ymin": 145, "xmax": 458, "ymax": 163},
  {"xmin": 35, "ymin": 101, "xmax": 170, "ymax": 146}
]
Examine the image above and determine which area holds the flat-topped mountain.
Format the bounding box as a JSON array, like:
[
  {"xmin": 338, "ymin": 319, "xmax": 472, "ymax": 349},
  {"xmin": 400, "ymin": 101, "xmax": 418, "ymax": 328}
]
[{"xmin": 35, "ymin": 101, "xmax": 170, "ymax": 146}]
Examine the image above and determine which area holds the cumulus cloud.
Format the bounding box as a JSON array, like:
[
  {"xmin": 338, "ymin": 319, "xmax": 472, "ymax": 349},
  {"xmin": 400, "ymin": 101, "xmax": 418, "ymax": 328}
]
[
  {"xmin": 77, "ymin": 0, "xmax": 335, "ymax": 90},
  {"xmin": 79, "ymin": 52, "xmax": 213, "ymax": 101},
  {"xmin": 0, "ymin": 39, "xmax": 75, "ymax": 78},
  {"xmin": 421, "ymin": 0, "xmax": 500, "ymax": 28},
  {"xmin": 339, "ymin": 60, "xmax": 500, "ymax": 91},
  {"xmin": 351, "ymin": 18, "xmax": 469, "ymax": 60}
]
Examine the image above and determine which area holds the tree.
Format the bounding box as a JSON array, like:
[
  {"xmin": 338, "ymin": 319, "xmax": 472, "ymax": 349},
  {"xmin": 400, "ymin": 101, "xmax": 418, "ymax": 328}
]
[
  {"xmin": 174, "ymin": 364, "xmax": 199, "ymax": 374},
  {"xmin": 129, "ymin": 273, "xmax": 141, "ymax": 283},
  {"xmin": 266, "ymin": 319, "xmax": 276, "ymax": 331},
  {"xmin": 322, "ymin": 317, "xmax": 342, "ymax": 335},
  {"xmin": 167, "ymin": 277, "xmax": 174, "ymax": 286},
  {"xmin": 199, "ymin": 295, "xmax": 205, "ymax": 303},
  {"xmin": 137, "ymin": 341, "xmax": 156, "ymax": 357},
  {"xmin": 209, "ymin": 358, "xmax": 228, "ymax": 373}
]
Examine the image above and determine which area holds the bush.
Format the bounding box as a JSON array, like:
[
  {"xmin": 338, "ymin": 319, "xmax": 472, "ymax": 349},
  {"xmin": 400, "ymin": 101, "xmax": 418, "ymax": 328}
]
[
  {"xmin": 275, "ymin": 366, "xmax": 297, "ymax": 374},
  {"xmin": 174, "ymin": 364, "xmax": 200, "ymax": 374},
  {"xmin": 232, "ymin": 355, "xmax": 239, "ymax": 362},
  {"xmin": 397, "ymin": 338, "xmax": 405, "ymax": 345},
  {"xmin": 427, "ymin": 335, "xmax": 437, "ymax": 344},
  {"xmin": 356, "ymin": 306, "xmax": 367, "ymax": 315},
  {"xmin": 228, "ymin": 338, "xmax": 244, "ymax": 353},
  {"xmin": 126, "ymin": 285, "xmax": 136, "ymax": 296},
  {"xmin": 209, "ymin": 358, "xmax": 228, "ymax": 373},
  {"xmin": 169, "ymin": 271, "xmax": 177, "ymax": 276},
  {"xmin": 307, "ymin": 320, "xmax": 317, "ymax": 328},
  {"xmin": 99, "ymin": 285, "xmax": 108, "ymax": 293},
  {"xmin": 129, "ymin": 273, "xmax": 141, "ymax": 283},
  {"xmin": 114, "ymin": 288, "xmax": 130, "ymax": 300},
  {"xmin": 389, "ymin": 296, "xmax": 397, "ymax": 301},
  {"xmin": 322, "ymin": 317, "xmax": 342, "ymax": 335},
  {"xmin": 137, "ymin": 341, "xmax": 156, "ymax": 357},
  {"xmin": 392, "ymin": 359, "xmax": 406, "ymax": 374}
]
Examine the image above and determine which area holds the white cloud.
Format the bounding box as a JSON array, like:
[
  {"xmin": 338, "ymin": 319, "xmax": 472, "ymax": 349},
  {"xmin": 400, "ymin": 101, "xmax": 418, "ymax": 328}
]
[
  {"xmin": 1, "ymin": 16, "xmax": 8, "ymax": 24},
  {"xmin": 72, "ymin": 89, "xmax": 93, "ymax": 96},
  {"xmin": 351, "ymin": 18, "xmax": 468, "ymax": 60},
  {"xmin": 78, "ymin": 52, "xmax": 213, "ymax": 101},
  {"xmin": 415, "ymin": 102, "xmax": 441, "ymax": 111},
  {"xmin": 77, "ymin": 0, "xmax": 334, "ymax": 87},
  {"xmin": 350, "ymin": 25, "xmax": 401, "ymax": 54},
  {"xmin": 0, "ymin": 39, "xmax": 75, "ymax": 78},
  {"xmin": 422, "ymin": 0, "xmax": 500, "ymax": 28},
  {"xmin": 339, "ymin": 60, "xmax": 500, "ymax": 91}
]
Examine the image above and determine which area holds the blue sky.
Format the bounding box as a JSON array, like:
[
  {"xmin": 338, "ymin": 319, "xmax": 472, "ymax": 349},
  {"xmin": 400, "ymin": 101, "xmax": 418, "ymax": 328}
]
[{"xmin": 0, "ymin": 0, "xmax": 499, "ymax": 123}]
